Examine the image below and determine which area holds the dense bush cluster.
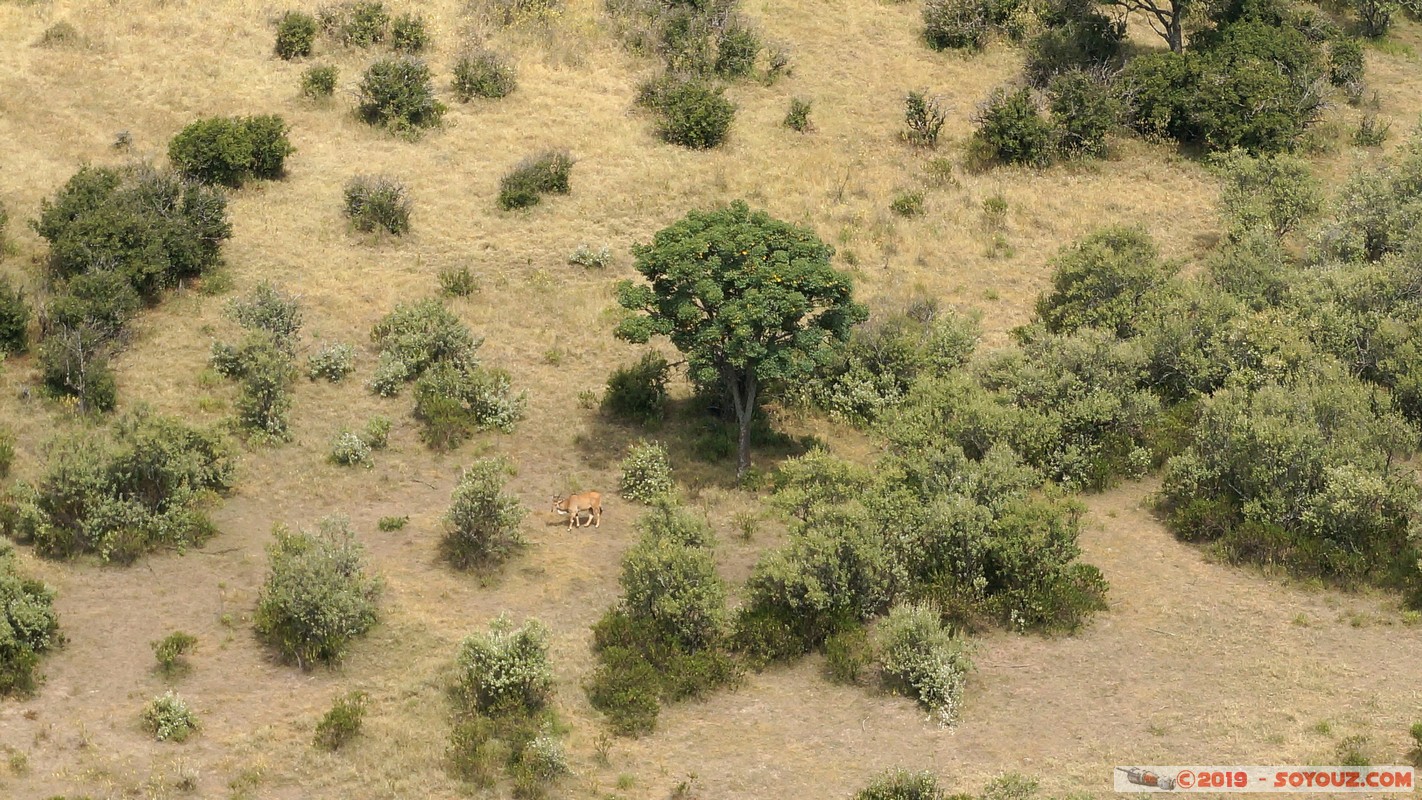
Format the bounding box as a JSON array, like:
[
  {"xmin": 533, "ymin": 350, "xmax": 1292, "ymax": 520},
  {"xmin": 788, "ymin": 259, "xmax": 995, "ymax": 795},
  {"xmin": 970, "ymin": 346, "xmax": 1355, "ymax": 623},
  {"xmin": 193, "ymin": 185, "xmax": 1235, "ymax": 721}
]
[
  {"xmin": 0, "ymin": 543, "xmax": 62, "ymax": 696},
  {"xmin": 497, "ymin": 150, "xmax": 573, "ymax": 211},
  {"xmin": 443, "ymin": 458, "xmax": 527, "ymax": 571},
  {"xmin": 586, "ymin": 502, "xmax": 738, "ymax": 736},
  {"xmin": 370, "ymin": 299, "xmax": 525, "ymax": 448},
  {"xmin": 798, "ymin": 302, "xmax": 979, "ymax": 426},
  {"xmin": 956, "ymin": 1, "xmax": 1363, "ymax": 164},
  {"xmin": 318, "ymin": 1, "xmax": 391, "ymax": 47},
  {"xmin": 169, "ymin": 115, "xmax": 294, "ymax": 186},
  {"xmin": 736, "ymin": 439, "xmax": 1106, "ymax": 664},
  {"xmin": 34, "ymin": 165, "xmax": 232, "ymax": 410},
  {"xmin": 254, "ymin": 517, "xmax": 382, "ymax": 668},
  {"xmin": 1, "ymin": 409, "xmax": 237, "ymax": 563},
  {"xmin": 1160, "ymin": 374, "xmax": 1418, "ymax": 586},
  {"xmin": 449, "ymin": 617, "xmax": 568, "ymax": 796},
  {"xmin": 1118, "ymin": 20, "xmax": 1327, "ymax": 154},
  {"xmin": 607, "ymin": 0, "xmax": 768, "ymax": 80},
  {"xmin": 954, "ymin": 132, "xmax": 1422, "ymax": 596}
]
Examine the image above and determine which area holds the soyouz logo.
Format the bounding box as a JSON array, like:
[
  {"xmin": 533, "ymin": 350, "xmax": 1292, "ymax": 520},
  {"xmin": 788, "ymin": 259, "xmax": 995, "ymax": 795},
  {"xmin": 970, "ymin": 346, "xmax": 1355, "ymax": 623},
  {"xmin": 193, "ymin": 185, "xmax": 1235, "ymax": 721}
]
[{"xmin": 1114, "ymin": 766, "xmax": 1414, "ymax": 792}]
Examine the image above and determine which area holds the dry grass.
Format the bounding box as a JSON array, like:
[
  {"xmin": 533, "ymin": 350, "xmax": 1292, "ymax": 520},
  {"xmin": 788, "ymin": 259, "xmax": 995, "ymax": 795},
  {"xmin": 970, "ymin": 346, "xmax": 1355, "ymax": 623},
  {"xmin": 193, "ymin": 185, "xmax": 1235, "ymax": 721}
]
[{"xmin": 2, "ymin": 0, "xmax": 1422, "ymax": 797}]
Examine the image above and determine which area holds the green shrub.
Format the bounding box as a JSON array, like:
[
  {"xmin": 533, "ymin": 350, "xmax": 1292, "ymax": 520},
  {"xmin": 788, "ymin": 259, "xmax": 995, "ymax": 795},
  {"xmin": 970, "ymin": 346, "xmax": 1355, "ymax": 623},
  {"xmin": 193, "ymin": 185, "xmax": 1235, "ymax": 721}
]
[
  {"xmin": 2, "ymin": 409, "xmax": 236, "ymax": 562},
  {"xmin": 0, "ymin": 544, "xmax": 61, "ymax": 696},
  {"xmin": 443, "ymin": 458, "xmax": 527, "ymax": 571},
  {"xmin": 855, "ymin": 770, "xmax": 946, "ymax": 800},
  {"xmin": 229, "ymin": 281, "xmax": 303, "ymax": 345},
  {"xmin": 497, "ymin": 150, "xmax": 573, "ymax": 211},
  {"xmin": 587, "ymin": 503, "xmax": 736, "ymax": 734},
  {"xmin": 254, "ymin": 517, "xmax": 381, "ymax": 668},
  {"xmin": 344, "ymin": 175, "xmax": 411, "ymax": 235},
  {"xmin": 390, "ymin": 12, "xmax": 429, "ymax": 52},
  {"xmin": 801, "ymin": 307, "xmax": 980, "ymax": 426},
  {"xmin": 142, "ymin": 691, "xmax": 198, "ymax": 742},
  {"xmin": 972, "ymin": 87, "xmax": 1055, "ymax": 167},
  {"xmin": 1034, "ymin": 226, "xmax": 1174, "ymax": 338},
  {"xmin": 903, "ymin": 91, "xmax": 946, "ymax": 148},
  {"xmin": 35, "ymin": 20, "xmax": 81, "ymax": 48},
  {"xmin": 413, "ymin": 361, "xmax": 526, "ymax": 448},
  {"xmin": 38, "ymin": 326, "xmax": 117, "ymax": 413},
  {"xmin": 1117, "ymin": 50, "xmax": 1197, "ymax": 142},
  {"xmin": 824, "ymin": 625, "xmax": 872, "ymax": 684},
  {"xmin": 1022, "ymin": 12, "xmax": 1123, "ymax": 86},
  {"xmin": 891, "ymin": 191, "xmax": 925, "ymax": 217},
  {"xmin": 275, "ymin": 10, "xmax": 318, "ymax": 59},
  {"xmin": 168, "ymin": 115, "xmax": 294, "ymax": 186},
  {"xmin": 319, "ymin": 0, "xmax": 390, "ymax": 47},
  {"xmin": 216, "ymin": 332, "xmax": 297, "ymax": 441},
  {"xmin": 922, "ymin": 0, "xmax": 989, "ymax": 51},
  {"xmin": 1329, "ymin": 37, "xmax": 1364, "ymax": 86},
  {"xmin": 620, "ymin": 504, "xmax": 724, "ymax": 648},
  {"xmin": 653, "ymin": 79, "xmax": 735, "ymax": 149},
  {"xmin": 302, "ymin": 64, "xmax": 339, "ymax": 98},
  {"xmin": 369, "ymin": 299, "xmax": 481, "ymax": 394},
  {"xmin": 152, "ymin": 631, "xmax": 197, "ymax": 675},
  {"xmin": 456, "ymin": 616, "xmax": 553, "ymax": 716},
  {"xmin": 714, "ymin": 19, "xmax": 760, "ymax": 78},
  {"xmin": 1047, "ymin": 69, "xmax": 1117, "ymax": 158},
  {"xmin": 330, "ymin": 430, "xmax": 373, "ymax": 467},
  {"xmin": 364, "ymin": 415, "xmax": 391, "ymax": 449},
  {"xmin": 314, "ymin": 690, "xmax": 368, "ymax": 750},
  {"xmin": 356, "ymin": 57, "xmax": 446, "ymax": 135},
  {"xmin": 619, "ymin": 440, "xmax": 674, "ymax": 502},
  {"xmin": 603, "ymin": 352, "xmax": 669, "ymax": 424},
  {"xmin": 1354, "ymin": 115, "xmax": 1391, "ymax": 147},
  {"xmin": 377, "ymin": 515, "xmax": 408, "ymax": 531},
  {"xmin": 1214, "ymin": 150, "xmax": 1322, "ymax": 239},
  {"xmin": 0, "ymin": 427, "xmax": 13, "ymax": 479},
  {"xmin": 453, "ymin": 50, "xmax": 518, "ymax": 100},
  {"xmin": 584, "ymin": 645, "xmax": 661, "ymax": 736},
  {"xmin": 1189, "ymin": 21, "xmax": 1326, "ymax": 154},
  {"xmin": 569, "ymin": 243, "xmax": 612, "ymax": 269},
  {"xmin": 1160, "ymin": 374, "xmax": 1419, "ymax": 587},
  {"xmin": 439, "ymin": 265, "xmax": 479, "ymax": 297},
  {"xmin": 1357, "ymin": 0, "xmax": 1394, "ymax": 36},
  {"xmin": 46, "ymin": 270, "xmax": 141, "ymax": 333},
  {"xmin": 307, "ymin": 342, "xmax": 356, "ymax": 381},
  {"xmin": 876, "ymin": 603, "xmax": 970, "ymax": 726},
  {"xmin": 36, "ymin": 164, "xmax": 231, "ymax": 300},
  {"xmin": 783, "ymin": 96, "xmax": 813, "ymax": 132},
  {"xmin": 0, "ymin": 276, "xmax": 29, "ymax": 356}
]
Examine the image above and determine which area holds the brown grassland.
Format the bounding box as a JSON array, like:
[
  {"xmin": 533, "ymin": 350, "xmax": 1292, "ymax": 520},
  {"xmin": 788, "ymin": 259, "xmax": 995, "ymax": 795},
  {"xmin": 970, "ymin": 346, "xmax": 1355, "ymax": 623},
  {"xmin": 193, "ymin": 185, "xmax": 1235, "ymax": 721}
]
[{"xmin": 2, "ymin": 0, "xmax": 1422, "ymax": 796}]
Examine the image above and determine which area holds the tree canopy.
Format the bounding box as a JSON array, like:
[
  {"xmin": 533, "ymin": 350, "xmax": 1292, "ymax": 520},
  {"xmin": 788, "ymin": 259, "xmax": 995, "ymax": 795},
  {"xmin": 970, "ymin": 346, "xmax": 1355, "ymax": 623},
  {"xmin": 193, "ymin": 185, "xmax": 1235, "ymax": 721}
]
[{"xmin": 615, "ymin": 201, "xmax": 866, "ymax": 475}]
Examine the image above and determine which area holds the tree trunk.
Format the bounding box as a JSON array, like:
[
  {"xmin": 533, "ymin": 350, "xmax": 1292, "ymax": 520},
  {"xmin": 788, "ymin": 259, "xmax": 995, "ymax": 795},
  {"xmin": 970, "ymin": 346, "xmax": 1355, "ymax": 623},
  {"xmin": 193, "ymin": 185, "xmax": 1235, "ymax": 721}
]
[
  {"xmin": 727, "ymin": 372, "xmax": 758, "ymax": 480},
  {"xmin": 1167, "ymin": 12, "xmax": 1183, "ymax": 54}
]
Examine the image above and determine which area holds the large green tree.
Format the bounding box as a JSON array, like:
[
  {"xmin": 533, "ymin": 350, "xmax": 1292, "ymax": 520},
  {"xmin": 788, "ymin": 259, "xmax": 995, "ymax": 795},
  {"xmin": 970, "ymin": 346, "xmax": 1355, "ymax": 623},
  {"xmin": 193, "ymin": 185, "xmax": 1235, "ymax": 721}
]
[{"xmin": 616, "ymin": 202, "xmax": 866, "ymax": 477}]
